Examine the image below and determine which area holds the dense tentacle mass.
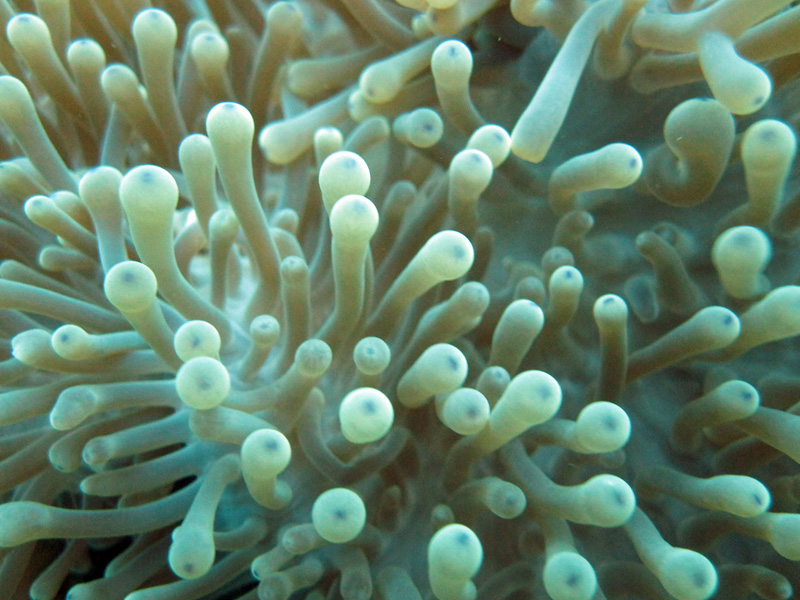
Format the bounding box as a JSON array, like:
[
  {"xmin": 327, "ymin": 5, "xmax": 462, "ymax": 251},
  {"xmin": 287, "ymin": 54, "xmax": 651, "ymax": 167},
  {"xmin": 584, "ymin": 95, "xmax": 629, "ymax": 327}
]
[{"xmin": 0, "ymin": 1, "xmax": 799, "ymax": 599}]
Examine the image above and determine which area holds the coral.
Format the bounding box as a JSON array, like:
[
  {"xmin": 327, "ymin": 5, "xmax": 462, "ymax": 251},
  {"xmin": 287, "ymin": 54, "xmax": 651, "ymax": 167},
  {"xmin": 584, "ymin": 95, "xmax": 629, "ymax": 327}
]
[{"xmin": 0, "ymin": 0, "xmax": 799, "ymax": 599}]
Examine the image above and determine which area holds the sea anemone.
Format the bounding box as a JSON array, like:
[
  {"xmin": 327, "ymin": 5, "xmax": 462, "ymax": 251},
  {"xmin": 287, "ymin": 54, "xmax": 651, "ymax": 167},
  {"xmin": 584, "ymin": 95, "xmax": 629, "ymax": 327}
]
[{"xmin": 0, "ymin": 1, "xmax": 799, "ymax": 599}]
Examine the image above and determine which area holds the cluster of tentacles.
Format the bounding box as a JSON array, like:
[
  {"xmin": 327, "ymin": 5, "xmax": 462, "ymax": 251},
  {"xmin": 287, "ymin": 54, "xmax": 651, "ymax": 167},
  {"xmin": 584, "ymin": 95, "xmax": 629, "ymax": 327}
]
[{"xmin": 0, "ymin": 0, "xmax": 800, "ymax": 599}]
